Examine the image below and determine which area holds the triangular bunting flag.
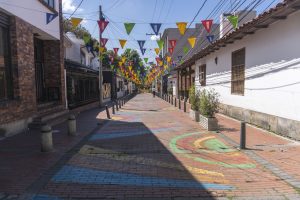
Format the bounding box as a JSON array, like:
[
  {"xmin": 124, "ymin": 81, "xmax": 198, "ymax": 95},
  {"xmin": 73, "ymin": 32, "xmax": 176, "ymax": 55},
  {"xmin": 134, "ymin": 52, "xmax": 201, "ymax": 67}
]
[
  {"xmin": 154, "ymin": 48, "xmax": 160, "ymax": 55},
  {"xmin": 176, "ymin": 22, "xmax": 187, "ymax": 35},
  {"xmin": 141, "ymin": 48, "xmax": 146, "ymax": 55},
  {"xmin": 100, "ymin": 38, "xmax": 108, "ymax": 47},
  {"xmin": 183, "ymin": 46, "xmax": 189, "ymax": 54},
  {"xmin": 119, "ymin": 62, "xmax": 123, "ymax": 67},
  {"xmin": 150, "ymin": 23, "xmax": 162, "ymax": 36},
  {"xmin": 227, "ymin": 15, "xmax": 239, "ymax": 29},
  {"xmin": 124, "ymin": 23, "xmax": 135, "ymax": 35},
  {"xmin": 83, "ymin": 34, "xmax": 90, "ymax": 45},
  {"xmin": 188, "ymin": 37, "xmax": 196, "ymax": 48},
  {"xmin": 206, "ymin": 35, "xmax": 214, "ymax": 43},
  {"xmin": 167, "ymin": 56, "xmax": 171, "ymax": 63},
  {"xmin": 113, "ymin": 48, "xmax": 119, "ymax": 54},
  {"xmin": 178, "ymin": 56, "xmax": 182, "ymax": 61},
  {"xmin": 99, "ymin": 47, "xmax": 106, "ymax": 53},
  {"xmin": 119, "ymin": 39, "xmax": 127, "ymax": 49},
  {"xmin": 144, "ymin": 58, "xmax": 148, "ymax": 63},
  {"xmin": 156, "ymin": 40, "xmax": 164, "ymax": 49},
  {"xmin": 46, "ymin": 13, "xmax": 58, "ymax": 24},
  {"xmin": 122, "ymin": 57, "xmax": 126, "ymax": 63},
  {"xmin": 201, "ymin": 19, "xmax": 213, "ymax": 33},
  {"xmin": 70, "ymin": 17, "xmax": 82, "ymax": 28},
  {"xmin": 137, "ymin": 40, "xmax": 146, "ymax": 50},
  {"xmin": 169, "ymin": 40, "xmax": 177, "ymax": 48},
  {"xmin": 155, "ymin": 57, "xmax": 161, "ymax": 64},
  {"xmin": 168, "ymin": 48, "xmax": 174, "ymax": 55},
  {"xmin": 98, "ymin": 20, "xmax": 109, "ymax": 34}
]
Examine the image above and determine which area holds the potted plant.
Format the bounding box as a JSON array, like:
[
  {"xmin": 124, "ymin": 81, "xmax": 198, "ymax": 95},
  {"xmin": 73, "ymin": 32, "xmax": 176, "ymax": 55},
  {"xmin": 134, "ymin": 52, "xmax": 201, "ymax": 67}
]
[
  {"xmin": 199, "ymin": 88, "xmax": 220, "ymax": 131},
  {"xmin": 189, "ymin": 85, "xmax": 200, "ymax": 122}
]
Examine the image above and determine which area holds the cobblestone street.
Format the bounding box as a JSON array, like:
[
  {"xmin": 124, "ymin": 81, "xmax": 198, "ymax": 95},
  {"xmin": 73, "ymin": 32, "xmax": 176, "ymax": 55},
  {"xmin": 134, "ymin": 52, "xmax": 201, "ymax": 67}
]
[{"xmin": 3, "ymin": 93, "xmax": 297, "ymax": 200}]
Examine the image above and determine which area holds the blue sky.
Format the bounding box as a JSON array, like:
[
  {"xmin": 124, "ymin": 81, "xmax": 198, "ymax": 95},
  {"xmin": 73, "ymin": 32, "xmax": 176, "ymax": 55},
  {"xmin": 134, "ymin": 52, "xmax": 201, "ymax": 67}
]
[{"xmin": 63, "ymin": 0, "xmax": 281, "ymax": 63}]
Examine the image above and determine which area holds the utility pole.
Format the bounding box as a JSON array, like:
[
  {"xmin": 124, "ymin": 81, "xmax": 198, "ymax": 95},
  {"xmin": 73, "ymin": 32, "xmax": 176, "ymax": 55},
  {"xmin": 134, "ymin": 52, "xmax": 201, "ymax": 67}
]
[{"xmin": 99, "ymin": 5, "xmax": 103, "ymax": 107}]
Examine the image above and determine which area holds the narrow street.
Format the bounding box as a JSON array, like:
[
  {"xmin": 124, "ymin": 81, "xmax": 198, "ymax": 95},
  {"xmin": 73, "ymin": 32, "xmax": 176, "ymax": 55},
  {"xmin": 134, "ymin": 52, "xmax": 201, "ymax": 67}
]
[{"xmin": 7, "ymin": 93, "xmax": 297, "ymax": 200}]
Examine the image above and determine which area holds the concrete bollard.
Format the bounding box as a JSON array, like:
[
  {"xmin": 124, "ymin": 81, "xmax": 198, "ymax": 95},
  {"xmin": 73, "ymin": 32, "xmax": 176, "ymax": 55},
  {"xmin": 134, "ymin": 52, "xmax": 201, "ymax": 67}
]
[
  {"xmin": 41, "ymin": 125, "xmax": 53, "ymax": 152},
  {"xmin": 179, "ymin": 98, "xmax": 181, "ymax": 109},
  {"xmin": 174, "ymin": 98, "xmax": 177, "ymax": 107},
  {"xmin": 68, "ymin": 115, "xmax": 77, "ymax": 136},
  {"xmin": 171, "ymin": 96, "xmax": 173, "ymax": 105},
  {"xmin": 112, "ymin": 103, "xmax": 115, "ymax": 114},
  {"xmin": 119, "ymin": 100, "xmax": 122, "ymax": 108},
  {"xmin": 184, "ymin": 99, "xmax": 187, "ymax": 112},
  {"xmin": 240, "ymin": 121, "xmax": 246, "ymax": 149},
  {"xmin": 116, "ymin": 101, "xmax": 119, "ymax": 111},
  {"xmin": 105, "ymin": 105, "xmax": 111, "ymax": 119}
]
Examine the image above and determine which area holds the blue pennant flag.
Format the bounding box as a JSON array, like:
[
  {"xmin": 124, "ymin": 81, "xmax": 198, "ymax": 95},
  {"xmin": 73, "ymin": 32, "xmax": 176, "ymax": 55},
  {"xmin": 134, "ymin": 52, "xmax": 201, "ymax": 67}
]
[
  {"xmin": 141, "ymin": 48, "xmax": 146, "ymax": 56},
  {"xmin": 206, "ymin": 35, "xmax": 215, "ymax": 43},
  {"xmin": 150, "ymin": 23, "xmax": 162, "ymax": 36},
  {"xmin": 137, "ymin": 40, "xmax": 146, "ymax": 50},
  {"xmin": 46, "ymin": 13, "xmax": 58, "ymax": 24}
]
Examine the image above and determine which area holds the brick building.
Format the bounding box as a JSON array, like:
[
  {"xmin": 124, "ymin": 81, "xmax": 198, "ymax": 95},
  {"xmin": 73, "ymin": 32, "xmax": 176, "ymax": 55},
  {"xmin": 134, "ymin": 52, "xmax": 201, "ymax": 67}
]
[{"xmin": 0, "ymin": 0, "xmax": 65, "ymax": 136}]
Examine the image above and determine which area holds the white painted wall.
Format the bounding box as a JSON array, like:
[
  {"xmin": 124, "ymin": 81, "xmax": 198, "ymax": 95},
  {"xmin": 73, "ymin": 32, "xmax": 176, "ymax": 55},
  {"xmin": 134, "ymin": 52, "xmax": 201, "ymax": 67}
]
[
  {"xmin": 65, "ymin": 32, "xmax": 99, "ymax": 70},
  {"xmin": 195, "ymin": 11, "xmax": 300, "ymax": 121},
  {"xmin": 0, "ymin": 0, "xmax": 60, "ymax": 39}
]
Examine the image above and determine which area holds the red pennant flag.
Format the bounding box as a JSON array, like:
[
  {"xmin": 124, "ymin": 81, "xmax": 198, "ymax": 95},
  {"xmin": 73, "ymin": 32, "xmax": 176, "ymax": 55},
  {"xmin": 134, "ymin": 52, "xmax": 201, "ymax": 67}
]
[
  {"xmin": 168, "ymin": 47, "xmax": 174, "ymax": 55},
  {"xmin": 169, "ymin": 40, "xmax": 177, "ymax": 48},
  {"xmin": 100, "ymin": 38, "xmax": 108, "ymax": 47},
  {"xmin": 201, "ymin": 19, "xmax": 213, "ymax": 33},
  {"xmin": 98, "ymin": 20, "xmax": 109, "ymax": 34},
  {"xmin": 113, "ymin": 48, "xmax": 119, "ymax": 54},
  {"xmin": 155, "ymin": 57, "xmax": 161, "ymax": 63}
]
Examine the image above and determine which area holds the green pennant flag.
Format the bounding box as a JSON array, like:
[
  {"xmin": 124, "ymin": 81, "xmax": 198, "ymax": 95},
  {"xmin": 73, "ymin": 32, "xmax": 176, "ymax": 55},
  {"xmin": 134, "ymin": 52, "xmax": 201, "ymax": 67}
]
[
  {"xmin": 139, "ymin": 61, "xmax": 143, "ymax": 66},
  {"xmin": 144, "ymin": 58, "xmax": 148, "ymax": 63},
  {"xmin": 110, "ymin": 65, "xmax": 115, "ymax": 70},
  {"xmin": 124, "ymin": 23, "xmax": 135, "ymax": 35},
  {"xmin": 83, "ymin": 34, "xmax": 90, "ymax": 44},
  {"xmin": 157, "ymin": 40, "xmax": 164, "ymax": 49},
  {"xmin": 183, "ymin": 46, "xmax": 189, "ymax": 54},
  {"xmin": 227, "ymin": 15, "xmax": 239, "ymax": 29}
]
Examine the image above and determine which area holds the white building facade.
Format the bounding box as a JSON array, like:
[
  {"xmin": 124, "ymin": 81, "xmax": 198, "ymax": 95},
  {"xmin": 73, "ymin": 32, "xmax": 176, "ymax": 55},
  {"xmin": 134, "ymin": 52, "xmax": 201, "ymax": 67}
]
[{"xmin": 186, "ymin": 1, "xmax": 300, "ymax": 139}]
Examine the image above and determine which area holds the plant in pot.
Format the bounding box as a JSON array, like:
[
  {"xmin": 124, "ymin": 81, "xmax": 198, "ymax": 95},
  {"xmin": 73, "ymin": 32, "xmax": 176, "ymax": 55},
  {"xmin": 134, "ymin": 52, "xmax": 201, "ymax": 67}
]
[
  {"xmin": 189, "ymin": 85, "xmax": 200, "ymax": 122},
  {"xmin": 199, "ymin": 88, "xmax": 220, "ymax": 131}
]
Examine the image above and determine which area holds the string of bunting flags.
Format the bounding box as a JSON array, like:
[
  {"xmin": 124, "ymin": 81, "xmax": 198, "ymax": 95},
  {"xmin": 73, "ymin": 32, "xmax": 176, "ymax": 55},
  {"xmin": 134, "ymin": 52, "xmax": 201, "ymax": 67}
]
[{"xmin": 59, "ymin": 14, "xmax": 239, "ymax": 86}]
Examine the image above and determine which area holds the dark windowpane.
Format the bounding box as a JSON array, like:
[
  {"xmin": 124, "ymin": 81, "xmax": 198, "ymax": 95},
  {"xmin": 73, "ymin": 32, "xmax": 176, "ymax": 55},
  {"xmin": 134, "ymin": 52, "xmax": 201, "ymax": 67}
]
[{"xmin": 0, "ymin": 25, "xmax": 11, "ymax": 100}]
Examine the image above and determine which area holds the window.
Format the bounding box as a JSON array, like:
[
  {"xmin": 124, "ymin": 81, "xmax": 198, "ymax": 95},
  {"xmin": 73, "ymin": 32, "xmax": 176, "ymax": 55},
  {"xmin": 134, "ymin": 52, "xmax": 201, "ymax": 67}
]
[
  {"xmin": 43, "ymin": 0, "xmax": 55, "ymax": 8},
  {"xmin": 231, "ymin": 48, "xmax": 245, "ymax": 95},
  {"xmin": 0, "ymin": 16, "xmax": 12, "ymax": 101},
  {"xmin": 199, "ymin": 64, "xmax": 206, "ymax": 86}
]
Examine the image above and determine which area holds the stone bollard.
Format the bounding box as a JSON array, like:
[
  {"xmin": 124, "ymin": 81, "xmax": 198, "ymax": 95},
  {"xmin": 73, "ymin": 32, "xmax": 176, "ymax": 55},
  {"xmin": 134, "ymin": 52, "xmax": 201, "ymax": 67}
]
[
  {"xmin": 112, "ymin": 103, "xmax": 115, "ymax": 114},
  {"xmin": 105, "ymin": 105, "xmax": 111, "ymax": 119},
  {"xmin": 178, "ymin": 98, "xmax": 181, "ymax": 109},
  {"xmin": 184, "ymin": 99, "xmax": 187, "ymax": 112},
  {"xmin": 174, "ymin": 98, "xmax": 177, "ymax": 107},
  {"xmin": 119, "ymin": 100, "xmax": 122, "ymax": 108},
  {"xmin": 41, "ymin": 125, "xmax": 53, "ymax": 152},
  {"xmin": 68, "ymin": 115, "xmax": 77, "ymax": 136},
  {"xmin": 240, "ymin": 121, "xmax": 246, "ymax": 149},
  {"xmin": 171, "ymin": 96, "xmax": 173, "ymax": 105}
]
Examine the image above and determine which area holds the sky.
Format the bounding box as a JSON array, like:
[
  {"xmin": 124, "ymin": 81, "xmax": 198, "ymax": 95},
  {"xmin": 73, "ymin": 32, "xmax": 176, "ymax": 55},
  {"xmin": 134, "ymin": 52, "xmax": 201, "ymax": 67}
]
[{"xmin": 62, "ymin": 0, "xmax": 281, "ymax": 64}]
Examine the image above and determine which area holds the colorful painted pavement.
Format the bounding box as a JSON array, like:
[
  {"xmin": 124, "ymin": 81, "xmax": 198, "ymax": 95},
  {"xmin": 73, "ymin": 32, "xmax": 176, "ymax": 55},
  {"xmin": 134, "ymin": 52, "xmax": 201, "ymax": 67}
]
[{"xmin": 31, "ymin": 94, "xmax": 300, "ymax": 199}]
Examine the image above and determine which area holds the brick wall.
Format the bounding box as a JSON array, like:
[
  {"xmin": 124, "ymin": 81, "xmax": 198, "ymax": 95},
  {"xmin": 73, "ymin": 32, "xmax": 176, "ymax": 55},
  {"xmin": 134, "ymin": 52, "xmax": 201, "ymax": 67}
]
[{"xmin": 0, "ymin": 16, "xmax": 37, "ymax": 124}]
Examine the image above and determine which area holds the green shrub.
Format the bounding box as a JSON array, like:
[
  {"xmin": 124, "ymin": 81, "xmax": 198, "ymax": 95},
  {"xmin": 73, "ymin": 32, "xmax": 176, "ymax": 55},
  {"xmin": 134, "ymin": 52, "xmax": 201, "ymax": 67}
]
[
  {"xmin": 189, "ymin": 85, "xmax": 200, "ymax": 111},
  {"xmin": 199, "ymin": 88, "xmax": 220, "ymax": 118}
]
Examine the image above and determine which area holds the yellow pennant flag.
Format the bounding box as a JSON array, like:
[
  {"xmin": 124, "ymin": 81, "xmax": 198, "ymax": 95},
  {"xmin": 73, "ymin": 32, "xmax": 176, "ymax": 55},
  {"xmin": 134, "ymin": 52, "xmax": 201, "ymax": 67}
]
[
  {"xmin": 159, "ymin": 61, "xmax": 163, "ymax": 66},
  {"xmin": 70, "ymin": 17, "xmax": 83, "ymax": 28},
  {"xmin": 167, "ymin": 56, "xmax": 171, "ymax": 63},
  {"xmin": 188, "ymin": 37, "xmax": 196, "ymax": 48},
  {"xmin": 164, "ymin": 65, "xmax": 168, "ymax": 70},
  {"xmin": 122, "ymin": 57, "xmax": 126, "ymax": 63},
  {"xmin": 176, "ymin": 22, "xmax": 187, "ymax": 35},
  {"xmin": 128, "ymin": 66, "xmax": 132, "ymax": 71},
  {"xmin": 119, "ymin": 39, "xmax": 127, "ymax": 49},
  {"xmin": 155, "ymin": 48, "xmax": 160, "ymax": 55},
  {"xmin": 99, "ymin": 47, "xmax": 106, "ymax": 53},
  {"xmin": 119, "ymin": 62, "xmax": 123, "ymax": 67}
]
